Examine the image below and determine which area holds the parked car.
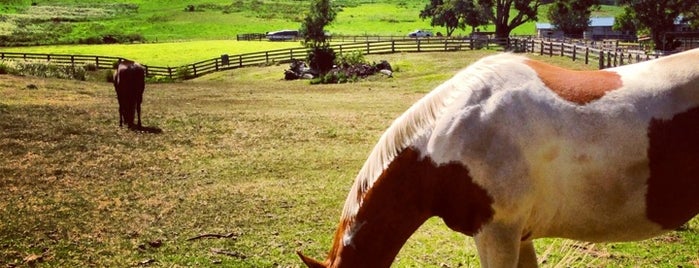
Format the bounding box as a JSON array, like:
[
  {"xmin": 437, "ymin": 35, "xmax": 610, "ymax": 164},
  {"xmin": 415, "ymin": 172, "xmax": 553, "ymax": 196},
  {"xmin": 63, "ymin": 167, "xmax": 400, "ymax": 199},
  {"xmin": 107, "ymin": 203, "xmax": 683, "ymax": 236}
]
[
  {"xmin": 408, "ymin": 29, "xmax": 433, "ymax": 38},
  {"xmin": 266, "ymin": 30, "xmax": 299, "ymax": 41}
]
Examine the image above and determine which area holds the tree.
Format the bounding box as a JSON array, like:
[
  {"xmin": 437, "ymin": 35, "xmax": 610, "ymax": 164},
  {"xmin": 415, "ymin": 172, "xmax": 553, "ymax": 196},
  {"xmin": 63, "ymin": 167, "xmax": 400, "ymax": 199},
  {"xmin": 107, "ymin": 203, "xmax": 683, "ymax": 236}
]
[
  {"xmin": 419, "ymin": 0, "xmax": 488, "ymax": 36},
  {"xmin": 615, "ymin": 0, "xmax": 699, "ymax": 51},
  {"xmin": 547, "ymin": 0, "xmax": 600, "ymax": 38},
  {"xmin": 300, "ymin": 0, "xmax": 336, "ymax": 73},
  {"xmin": 478, "ymin": 0, "xmax": 542, "ymax": 38},
  {"xmin": 301, "ymin": 0, "xmax": 335, "ymax": 48}
]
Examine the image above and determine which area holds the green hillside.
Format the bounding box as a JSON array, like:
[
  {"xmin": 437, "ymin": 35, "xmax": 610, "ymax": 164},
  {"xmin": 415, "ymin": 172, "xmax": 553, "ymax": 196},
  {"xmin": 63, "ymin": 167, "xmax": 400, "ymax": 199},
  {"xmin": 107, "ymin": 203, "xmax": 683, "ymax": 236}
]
[{"xmin": 0, "ymin": 0, "xmax": 624, "ymax": 46}]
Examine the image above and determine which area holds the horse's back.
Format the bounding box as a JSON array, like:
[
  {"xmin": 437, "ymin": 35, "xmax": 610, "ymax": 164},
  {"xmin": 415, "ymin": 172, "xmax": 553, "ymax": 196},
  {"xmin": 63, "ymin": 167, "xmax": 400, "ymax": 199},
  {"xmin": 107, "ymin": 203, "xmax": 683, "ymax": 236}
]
[
  {"xmin": 426, "ymin": 50, "xmax": 699, "ymax": 242},
  {"xmin": 114, "ymin": 61, "xmax": 145, "ymax": 93}
]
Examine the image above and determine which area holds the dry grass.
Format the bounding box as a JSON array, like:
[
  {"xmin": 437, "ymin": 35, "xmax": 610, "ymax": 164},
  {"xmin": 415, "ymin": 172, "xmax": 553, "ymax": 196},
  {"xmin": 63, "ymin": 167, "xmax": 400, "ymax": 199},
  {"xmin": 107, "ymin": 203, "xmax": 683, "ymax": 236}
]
[{"xmin": 1, "ymin": 51, "xmax": 698, "ymax": 267}]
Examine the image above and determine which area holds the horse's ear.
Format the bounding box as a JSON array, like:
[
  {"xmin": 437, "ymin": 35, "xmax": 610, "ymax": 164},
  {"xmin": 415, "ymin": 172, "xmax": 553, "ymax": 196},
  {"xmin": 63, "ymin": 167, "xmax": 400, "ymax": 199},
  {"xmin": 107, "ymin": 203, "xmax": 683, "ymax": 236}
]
[{"xmin": 297, "ymin": 251, "xmax": 327, "ymax": 268}]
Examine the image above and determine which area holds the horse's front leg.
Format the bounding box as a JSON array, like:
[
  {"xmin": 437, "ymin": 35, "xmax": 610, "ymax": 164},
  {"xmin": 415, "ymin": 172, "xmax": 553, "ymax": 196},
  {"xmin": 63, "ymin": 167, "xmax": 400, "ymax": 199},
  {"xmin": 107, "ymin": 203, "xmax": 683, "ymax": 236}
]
[
  {"xmin": 475, "ymin": 222, "xmax": 536, "ymax": 268},
  {"xmin": 517, "ymin": 240, "xmax": 538, "ymax": 268}
]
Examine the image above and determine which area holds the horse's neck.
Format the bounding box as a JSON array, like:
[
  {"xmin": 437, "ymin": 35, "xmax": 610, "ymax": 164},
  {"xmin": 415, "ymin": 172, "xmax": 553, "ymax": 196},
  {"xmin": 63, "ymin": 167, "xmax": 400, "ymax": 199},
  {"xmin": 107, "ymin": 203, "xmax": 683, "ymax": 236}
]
[
  {"xmin": 328, "ymin": 148, "xmax": 432, "ymax": 267},
  {"xmin": 327, "ymin": 148, "xmax": 494, "ymax": 267}
]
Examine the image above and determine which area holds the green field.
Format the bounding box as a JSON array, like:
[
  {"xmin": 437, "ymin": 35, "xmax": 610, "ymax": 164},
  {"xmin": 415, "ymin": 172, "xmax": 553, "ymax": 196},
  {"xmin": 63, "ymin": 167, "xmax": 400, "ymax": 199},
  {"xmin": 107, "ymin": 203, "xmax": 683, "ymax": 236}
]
[
  {"xmin": 0, "ymin": 41, "xmax": 303, "ymax": 66},
  {"xmin": 2, "ymin": 51, "xmax": 699, "ymax": 267},
  {"xmin": 0, "ymin": 0, "xmax": 625, "ymax": 46}
]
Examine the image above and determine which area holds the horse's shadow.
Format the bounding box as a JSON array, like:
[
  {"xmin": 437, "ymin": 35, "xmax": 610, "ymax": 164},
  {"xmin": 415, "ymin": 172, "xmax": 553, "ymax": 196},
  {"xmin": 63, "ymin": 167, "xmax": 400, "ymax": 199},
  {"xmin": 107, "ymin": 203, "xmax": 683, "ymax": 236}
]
[{"xmin": 130, "ymin": 125, "xmax": 163, "ymax": 134}]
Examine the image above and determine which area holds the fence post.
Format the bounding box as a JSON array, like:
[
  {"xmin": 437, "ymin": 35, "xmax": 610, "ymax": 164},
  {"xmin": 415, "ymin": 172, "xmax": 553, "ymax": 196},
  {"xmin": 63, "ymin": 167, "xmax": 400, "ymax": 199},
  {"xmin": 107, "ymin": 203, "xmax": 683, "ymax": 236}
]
[
  {"xmin": 418, "ymin": 39, "xmax": 421, "ymax": 52},
  {"xmin": 549, "ymin": 41, "xmax": 553, "ymax": 57},
  {"xmin": 619, "ymin": 52, "xmax": 624, "ymax": 66},
  {"xmin": 71, "ymin": 55, "xmax": 75, "ymax": 68},
  {"xmin": 239, "ymin": 55, "xmax": 243, "ymax": 67},
  {"xmin": 572, "ymin": 45, "xmax": 577, "ymax": 61},
  {"xmin": 540, "ymin": 41, "xmax": 544, "ymax": 55},
  {"xmin": 391, "ymin": 40, "xmax": 395, "ymax": 53},
  {"xmin": 585, "ymin": 47, "xmax": 589, "ymax": 65},
  {"xmin": 560, "ymin": 43, "xmax": 564, "ymax": 57},
  {"xmin": 607, "ymin": 52, "xmax": 611, "ymax": 68},
  {"xmin": 192, "ymin": 64, "xmax": 197, "ymax": 77},
  {"xmin": 599, "ymin": 51, "xmax": 604, "ymax": 69},
  {"xmin": 366, "ymin": 42, "xmax": 370, "ymax": 54},
  {"xmin": 168, "ymin": 67, "xmax": 173, "ymax": 80},
  {"xmin": 290, "ymin": 49, "xmax": 294, "ymax": 60},
  {"xmin": 470, "ymin": 37, "xmax": 474, "ymax": 50},
  {"xmin": 96, "ymin": 56, "xmax": 100, "ymax": 68},
  {"xmin": 265, "ymin": 51, "xmax": 269, "ymax": 63},
  {"xmin": 215, "ymin": 58, "xmax": 219, "ymax": 71}
]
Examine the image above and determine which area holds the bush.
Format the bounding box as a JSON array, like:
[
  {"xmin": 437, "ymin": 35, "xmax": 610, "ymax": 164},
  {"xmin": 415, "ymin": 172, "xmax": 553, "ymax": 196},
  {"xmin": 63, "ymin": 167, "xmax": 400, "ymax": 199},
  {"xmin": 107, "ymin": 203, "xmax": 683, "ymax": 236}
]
[
  {"xmin": 104, "ymin": 69, "xmax": 115, "ymax": 83},
  {"xmin": 0, "ymin": 61, "xmax": 14, "ymax": 75},
  {"xmin": 336, "ymin": 50, "xmax": 366, "ymax": 67},
  {"xmin": 84, "ymin": 63, "xmax": 98, "ymax": 72},
  {"xmin": 9, "ymin": 61, "xmax": 86, "ymax": 80},
  {"xmin": 176, "ymin": 66, "xmax": 193, "ymax": 80},
  {"xmin": 307, "ymin": 45, "xmax": 335, "ymax": 74}
]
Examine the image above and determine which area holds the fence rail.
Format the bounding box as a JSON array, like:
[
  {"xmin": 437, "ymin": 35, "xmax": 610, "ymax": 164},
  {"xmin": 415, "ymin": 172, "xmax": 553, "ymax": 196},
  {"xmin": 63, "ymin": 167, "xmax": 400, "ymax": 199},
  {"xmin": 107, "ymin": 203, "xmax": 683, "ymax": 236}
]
[
  {"xmin": 514, "ymin": 38, "xmax": 663, "ymax": 69},
  {"xmin": 0, "ymin": 37, "xmax": 669, "ymax": 81}
]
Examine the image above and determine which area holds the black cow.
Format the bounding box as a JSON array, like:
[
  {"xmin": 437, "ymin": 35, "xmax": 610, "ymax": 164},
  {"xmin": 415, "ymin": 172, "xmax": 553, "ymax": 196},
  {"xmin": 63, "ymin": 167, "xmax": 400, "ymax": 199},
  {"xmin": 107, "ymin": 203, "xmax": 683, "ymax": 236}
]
[{"xmin": 113, "ymin": 60, "xmax": 145, "ymax": 129}]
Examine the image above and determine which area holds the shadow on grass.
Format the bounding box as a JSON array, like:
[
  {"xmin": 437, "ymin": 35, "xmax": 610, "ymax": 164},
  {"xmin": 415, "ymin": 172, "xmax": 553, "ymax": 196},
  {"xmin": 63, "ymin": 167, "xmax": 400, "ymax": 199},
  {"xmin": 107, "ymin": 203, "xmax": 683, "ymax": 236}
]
[{"xmin": 130, "ymin": 125, "xmax": 163, "ymax": 134}]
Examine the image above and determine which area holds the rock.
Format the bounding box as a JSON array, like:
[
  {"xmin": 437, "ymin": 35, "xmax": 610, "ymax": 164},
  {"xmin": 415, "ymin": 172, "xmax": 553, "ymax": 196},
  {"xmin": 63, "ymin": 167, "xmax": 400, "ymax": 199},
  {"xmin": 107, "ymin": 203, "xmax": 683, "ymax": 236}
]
[{"xmin": 379, "ymin": 69, "xmax": 393, "ymax": 77}]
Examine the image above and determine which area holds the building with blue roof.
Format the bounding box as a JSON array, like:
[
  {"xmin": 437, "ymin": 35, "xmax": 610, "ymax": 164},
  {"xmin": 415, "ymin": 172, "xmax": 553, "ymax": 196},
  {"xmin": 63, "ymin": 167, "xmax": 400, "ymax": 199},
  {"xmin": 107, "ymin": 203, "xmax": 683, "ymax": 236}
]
[{"xmin": 536, "ymin": 17, "xmax": 635, "ymax": 40}]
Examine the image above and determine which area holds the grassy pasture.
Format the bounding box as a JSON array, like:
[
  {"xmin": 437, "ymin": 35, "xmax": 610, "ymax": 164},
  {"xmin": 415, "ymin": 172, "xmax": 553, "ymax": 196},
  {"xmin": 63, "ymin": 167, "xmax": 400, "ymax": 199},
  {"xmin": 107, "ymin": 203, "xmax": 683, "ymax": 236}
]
[
  {"xmin": 0, "ymin": 0, "xmax": 625, "ymax": 46},
  {"xmin": 0, "ymin": 41, "xmax": 303, "ymax": 66},
  {"xmin": 2, "ymin": 51, "xmax": 699, "ymax": 267}
]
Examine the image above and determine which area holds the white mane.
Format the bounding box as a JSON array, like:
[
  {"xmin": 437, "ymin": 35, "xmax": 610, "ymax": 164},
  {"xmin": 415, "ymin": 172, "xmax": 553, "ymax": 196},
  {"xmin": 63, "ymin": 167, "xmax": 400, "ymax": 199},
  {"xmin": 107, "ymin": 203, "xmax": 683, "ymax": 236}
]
[{"xmin": 340, "ymin": 53, "xmax": 524, "ymax": 219}]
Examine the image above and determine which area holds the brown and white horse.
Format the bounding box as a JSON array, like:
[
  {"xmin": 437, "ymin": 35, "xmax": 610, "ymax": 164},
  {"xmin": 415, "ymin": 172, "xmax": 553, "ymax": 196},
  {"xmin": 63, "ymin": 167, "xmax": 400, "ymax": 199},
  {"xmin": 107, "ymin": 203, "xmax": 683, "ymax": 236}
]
[
  {"xmin": 113, "ymin": 60, "xmax": 146, "ymax": 129},
  {"xmin": 299, "ymin": 48, "xmax": 699, "ymax": 267}
]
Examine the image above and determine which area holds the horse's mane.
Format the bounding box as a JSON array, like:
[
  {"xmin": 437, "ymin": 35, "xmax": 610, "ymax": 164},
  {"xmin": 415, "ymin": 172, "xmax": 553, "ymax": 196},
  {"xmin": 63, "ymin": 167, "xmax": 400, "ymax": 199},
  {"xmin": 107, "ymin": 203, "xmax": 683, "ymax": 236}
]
[{"xmin": 340, "ymin": 53, "xmax": 522, "ymax": 219}]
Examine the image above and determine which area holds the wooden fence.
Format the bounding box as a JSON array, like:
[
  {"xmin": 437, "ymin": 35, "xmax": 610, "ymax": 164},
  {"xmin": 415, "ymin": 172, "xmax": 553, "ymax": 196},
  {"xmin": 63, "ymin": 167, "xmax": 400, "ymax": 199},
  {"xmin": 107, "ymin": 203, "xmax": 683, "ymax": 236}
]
[
  {"xmin": 0, "ymin": 38, "xmax": 507, "ymax": 80},
  {"xmin": 0, "ymin": 52, "xmax": 122, "ymax": 69},
  {"xmin": 513, "ymin": 38, "xmax": 663, "ymax": 69},
  {"xmin": 0, "ymin": 37, "xmax": 667, "ymax": 81}
]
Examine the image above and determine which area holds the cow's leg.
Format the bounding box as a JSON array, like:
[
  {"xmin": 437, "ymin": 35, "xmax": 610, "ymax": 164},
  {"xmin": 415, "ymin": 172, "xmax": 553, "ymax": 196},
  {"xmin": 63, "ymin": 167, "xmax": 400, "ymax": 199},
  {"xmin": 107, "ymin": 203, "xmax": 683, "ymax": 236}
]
[{"xmin": 474, "ymin": 222, "xmax": 524, "ymax": 268}]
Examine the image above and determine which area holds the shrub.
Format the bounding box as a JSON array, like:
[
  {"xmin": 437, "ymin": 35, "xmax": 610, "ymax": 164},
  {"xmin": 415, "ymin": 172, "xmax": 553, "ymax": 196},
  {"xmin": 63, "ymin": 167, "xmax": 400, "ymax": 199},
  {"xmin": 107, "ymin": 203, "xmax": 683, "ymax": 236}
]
[
  {"xmin": 0, "ymin": 61, "xmax": 15, "ymax": 75},
  {"xmin": 335, "ymin": 50, "xmax": 366, "ymax": 67},
  {"xmin": 84, "ymin": 63, "xmax": 98, "ymax": 72},
  {"xmin": 307, "ymin": 45, "xmax": 335, "ymax": 74},
  {"xmin": 9, "ymin": 61, "xmax": 86, "ymax": 80},
  {"xmin": 104, "ymin": 69, "xmax": 115, "ymax": 83},
  {"xmin": 176, "ymin": 66, "xmax": 193, "ymax": 80}
]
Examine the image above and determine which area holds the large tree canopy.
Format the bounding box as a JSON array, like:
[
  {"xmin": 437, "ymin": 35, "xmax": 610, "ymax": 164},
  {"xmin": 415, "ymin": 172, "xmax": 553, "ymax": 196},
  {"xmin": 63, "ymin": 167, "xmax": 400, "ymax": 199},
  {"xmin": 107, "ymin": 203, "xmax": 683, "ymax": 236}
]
[
  {"xmin": 547, "ymin": 0, "xmax": 600, "ymax": 38},
  {"xmin": 615, "ymin": 0, "xmax": 699, "ymax": 51},
  {"xmin": 419, "ymin": 0, "xmax": 488, "ymax": 36},
  {"xmin": 479, "ymin": 0, "xmax": 542, "ymax": 38}
]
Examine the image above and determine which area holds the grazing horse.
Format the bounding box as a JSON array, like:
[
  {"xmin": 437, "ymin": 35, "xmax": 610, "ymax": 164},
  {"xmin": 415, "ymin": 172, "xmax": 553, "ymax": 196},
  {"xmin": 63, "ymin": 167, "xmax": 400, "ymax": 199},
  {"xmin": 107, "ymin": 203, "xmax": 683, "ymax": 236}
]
[
  {"xmin": 113, "ymin": 60, "xmax": 146, "ymax": 129},
  {"xmin": 298, "ymin": 48, "xmax": 699, "ymax": 267}
]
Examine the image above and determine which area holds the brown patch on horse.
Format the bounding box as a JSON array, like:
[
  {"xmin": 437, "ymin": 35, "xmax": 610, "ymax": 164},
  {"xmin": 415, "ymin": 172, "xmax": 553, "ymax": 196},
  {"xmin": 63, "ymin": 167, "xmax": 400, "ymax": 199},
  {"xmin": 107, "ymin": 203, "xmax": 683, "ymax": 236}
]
[
  {"xmin": 645, "ymin": 106, "xmax": 699, "ymax": 230},
  {"xmin": 317, "ymin": 148, "xmax": 493, "ymax": 267},
  {"xmin": 525, "ymin": 59, "xmax": 623, "ymax": 105}
]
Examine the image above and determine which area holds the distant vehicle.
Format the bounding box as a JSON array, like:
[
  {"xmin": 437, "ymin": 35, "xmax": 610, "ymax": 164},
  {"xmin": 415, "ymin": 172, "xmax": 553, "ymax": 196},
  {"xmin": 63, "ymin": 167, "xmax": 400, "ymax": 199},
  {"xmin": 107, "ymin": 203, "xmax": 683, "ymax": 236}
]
[
  {"xmin": 408, "ymin": 29, "xmax": 433, "ymax": 38},
  {"xmin": 266, "ymin": 30, "xmax": 299, "ymax": 41}
]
